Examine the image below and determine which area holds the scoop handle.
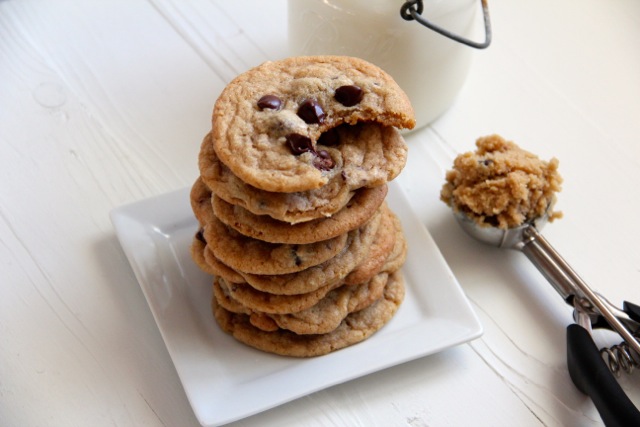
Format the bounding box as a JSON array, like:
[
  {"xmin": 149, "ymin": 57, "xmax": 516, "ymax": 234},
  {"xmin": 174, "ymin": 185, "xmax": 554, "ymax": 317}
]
[
  {"xmin": 567, "ymin": 324, "xmax": 640, "ymax": 427},
  {"xmin": 518, "ymin": 233, "xmax": 575, "ymax": 303},
  {"xmin": 519, "ymin": 225, "xmax": 640, "ymax": 357}
]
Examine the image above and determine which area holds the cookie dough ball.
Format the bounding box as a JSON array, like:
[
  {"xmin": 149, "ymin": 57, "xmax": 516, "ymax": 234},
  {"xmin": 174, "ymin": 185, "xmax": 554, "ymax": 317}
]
[{"xmin": 441, "ymin": 134, "xmax": 563, "ymax": 229}]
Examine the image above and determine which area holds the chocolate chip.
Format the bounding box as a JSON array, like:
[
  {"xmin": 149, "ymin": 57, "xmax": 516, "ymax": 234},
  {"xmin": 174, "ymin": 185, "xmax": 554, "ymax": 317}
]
[
  {"xmin": 484, "ymin": 215, "xmax": 500, "ymax": 227},
  {"xmin": 292, "ymin": 246, "xmax": 302, "ymax": 266},
  {"xmin": 313, "ymin": 150, "xmax": 335, "ymax": 171},
  {"xmin": 318, "ymin": 128, "xmax": 340, "ymax": 146},
  {"xmin": 297, "ymin": 99, "xmax": 325, "ymax": 124},
  {"xmin": 334, "ymin": 85, "xmax": 363, "ymax": 106},
  {"xmin": 286, "ymin": 133, "xmax": 314, "ymax": 155},
  {"xmin": 257, "ymin": 94, "xmax": 282, "ymax": 110},
  {"xmin": 196, "ymin": 229, "xmax": 206, "ymax": 243}
]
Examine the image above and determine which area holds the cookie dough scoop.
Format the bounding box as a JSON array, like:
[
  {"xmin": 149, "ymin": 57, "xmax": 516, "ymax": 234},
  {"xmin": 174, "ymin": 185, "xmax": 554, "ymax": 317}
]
[{"xmin": 453, "ymin": 197, "xmax": 640, "ymax": 427}]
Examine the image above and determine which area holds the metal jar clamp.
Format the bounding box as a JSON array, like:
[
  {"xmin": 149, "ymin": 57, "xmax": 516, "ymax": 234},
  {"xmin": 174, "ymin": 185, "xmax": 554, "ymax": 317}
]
[{"xmin": 400, "ymin": 0, "xmax": 492, "ymax": 49}]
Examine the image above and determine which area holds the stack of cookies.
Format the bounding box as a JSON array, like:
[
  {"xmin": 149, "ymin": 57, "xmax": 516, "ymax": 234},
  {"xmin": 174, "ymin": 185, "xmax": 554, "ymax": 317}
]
[{"xmin": 190, "ymin": 56, "xmax": 415, "ymax": 357}]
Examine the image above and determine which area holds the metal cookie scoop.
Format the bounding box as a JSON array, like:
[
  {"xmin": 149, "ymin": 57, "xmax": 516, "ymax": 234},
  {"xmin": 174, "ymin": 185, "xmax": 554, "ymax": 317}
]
[{"xmin": 453, "ymin": 208, "xmax": 640, "ymax": 427}]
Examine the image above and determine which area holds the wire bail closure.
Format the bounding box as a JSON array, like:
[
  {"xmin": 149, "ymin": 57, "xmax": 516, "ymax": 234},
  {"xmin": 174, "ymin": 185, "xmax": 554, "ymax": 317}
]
[{"xmin": 400, "ymin": 0, "xmax": 492, "ymax": 49}]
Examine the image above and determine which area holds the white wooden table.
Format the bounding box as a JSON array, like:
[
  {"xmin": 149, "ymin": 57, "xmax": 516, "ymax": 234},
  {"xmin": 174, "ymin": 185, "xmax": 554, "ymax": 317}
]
[{"xmin": 2, "ymin": 1, "xmax": 639, "ymax": 426}]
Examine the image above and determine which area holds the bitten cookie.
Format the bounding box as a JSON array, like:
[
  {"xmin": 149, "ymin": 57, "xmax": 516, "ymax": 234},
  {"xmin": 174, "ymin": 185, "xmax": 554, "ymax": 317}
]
[{"xmin": 207, "ymin": 55, "xmax": 415, "ymax": 193}]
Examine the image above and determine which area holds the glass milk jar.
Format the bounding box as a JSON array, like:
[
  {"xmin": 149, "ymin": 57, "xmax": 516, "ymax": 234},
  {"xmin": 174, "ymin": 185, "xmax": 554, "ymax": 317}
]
[{"xmin": 288, "ymin": 0, "xmax": 490, "ymax": 131}]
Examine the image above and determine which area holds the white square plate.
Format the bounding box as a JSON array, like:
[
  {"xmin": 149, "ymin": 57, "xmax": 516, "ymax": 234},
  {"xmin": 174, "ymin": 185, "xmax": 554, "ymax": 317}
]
[{"xmin": 110, "ymin": 181, "xmax": 482, "ymax": 426}]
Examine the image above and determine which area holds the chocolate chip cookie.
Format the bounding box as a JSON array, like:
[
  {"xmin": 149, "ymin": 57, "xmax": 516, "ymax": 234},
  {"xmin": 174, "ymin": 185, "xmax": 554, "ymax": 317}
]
[
  {"xmin": 344, "ymin": 208, "xmax": 404, "ymax": 285},
  {"xmin": 208, "ymin": 55, "xmax": 415, "ymax": 193},
  {"xmin": 262, "ymin": 272, "xmax": 393, "ymax": 335},
  {"xmin": 212, "ymin": 270, "xmax": 405, "ymax": 357},
  {"xmin": 202, "ymin": 206, "xmax": 382, "ymax": 295},
  {"xmin": 212, "ymin": 184, "xmax": 387, "ymax": 244},
  {"xmin": 203, "ymin": 203, "xmax": 349, "ymax": 275},
  {"xmin": 217, "ymin": 271, "xmax": 392, "ymax": 335},
  {"xmin": 234, "ymin": 207, "xmax": 383, "ymax": 295},
  {"xmin": 199, "ymin": 137, "xmax": 354, "ymax": 223}
]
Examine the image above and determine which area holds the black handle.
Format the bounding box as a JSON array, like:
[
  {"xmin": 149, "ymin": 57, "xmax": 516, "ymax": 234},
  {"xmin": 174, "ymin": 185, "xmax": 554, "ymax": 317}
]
[
  {"xmin": 623, "ymin": 300, "xmax": 640, "ymax": 324},
  {"xmin": 566, "ymin": 324, "xmax": 640, "ymax": 427}
]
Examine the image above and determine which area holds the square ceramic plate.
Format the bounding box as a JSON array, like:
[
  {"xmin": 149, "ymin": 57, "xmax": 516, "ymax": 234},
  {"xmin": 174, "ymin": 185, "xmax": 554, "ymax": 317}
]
[{"xmin": 110, "ymin": 181, "xmax": 482, "ymax": 426}]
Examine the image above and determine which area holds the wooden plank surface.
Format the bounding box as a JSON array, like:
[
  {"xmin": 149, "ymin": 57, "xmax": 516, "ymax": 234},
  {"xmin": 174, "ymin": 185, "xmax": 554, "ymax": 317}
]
[{"xmin": 1, "ymin": 0, "xmax": 638, "ymax": 426}]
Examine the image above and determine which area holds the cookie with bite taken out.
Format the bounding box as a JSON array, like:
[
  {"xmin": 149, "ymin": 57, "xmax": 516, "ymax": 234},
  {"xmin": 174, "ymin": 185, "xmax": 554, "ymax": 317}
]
[{"xmin": 206, "ymin": 55, "xmax": 415, "ymax": 194}]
